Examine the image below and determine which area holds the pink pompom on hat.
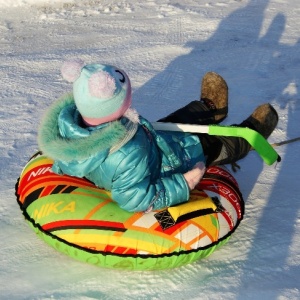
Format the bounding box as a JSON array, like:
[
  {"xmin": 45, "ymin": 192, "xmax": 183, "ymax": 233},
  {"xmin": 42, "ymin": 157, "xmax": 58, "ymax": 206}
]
[{"xmin": 61, "ymin": 59, "xmax": 132, "ymax": 126}]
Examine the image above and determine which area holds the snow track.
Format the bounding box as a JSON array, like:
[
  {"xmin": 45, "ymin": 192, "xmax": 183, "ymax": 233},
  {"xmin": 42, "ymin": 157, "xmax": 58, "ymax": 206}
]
[{"xmin": 0, "ymin": 0, "xmax": 299, "ymax": 299}]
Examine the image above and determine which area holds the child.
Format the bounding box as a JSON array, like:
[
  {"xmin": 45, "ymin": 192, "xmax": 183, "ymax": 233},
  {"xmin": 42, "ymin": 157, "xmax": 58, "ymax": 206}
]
[{"xmin": 38, "ymin": 59, "xmax": 278, "ymax": 212}]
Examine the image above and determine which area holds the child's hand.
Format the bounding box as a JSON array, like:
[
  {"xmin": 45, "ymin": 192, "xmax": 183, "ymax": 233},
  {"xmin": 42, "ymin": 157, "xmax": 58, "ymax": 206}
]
[{"xmin": 183, "ymin": 162, "xmax": 206, "ymax": 190}]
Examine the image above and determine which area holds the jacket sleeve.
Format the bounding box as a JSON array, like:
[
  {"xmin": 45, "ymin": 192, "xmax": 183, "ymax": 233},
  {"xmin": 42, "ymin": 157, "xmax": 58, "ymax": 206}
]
[{"xmin": 111, "ymin": 148, "xmax": 190, "ymax": 212}]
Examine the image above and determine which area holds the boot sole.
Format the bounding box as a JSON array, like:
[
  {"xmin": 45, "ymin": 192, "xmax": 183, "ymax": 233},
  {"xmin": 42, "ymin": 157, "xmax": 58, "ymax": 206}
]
[{"xmin": 201, "ymin": 72, "xmax": 228, "ymax": 122}]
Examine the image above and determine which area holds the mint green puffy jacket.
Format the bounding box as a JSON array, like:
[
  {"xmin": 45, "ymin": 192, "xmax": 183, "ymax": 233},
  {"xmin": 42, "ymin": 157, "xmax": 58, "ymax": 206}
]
[{"xmin": 38, "ymin": 95, "xmax": 205, "ymax": 212}]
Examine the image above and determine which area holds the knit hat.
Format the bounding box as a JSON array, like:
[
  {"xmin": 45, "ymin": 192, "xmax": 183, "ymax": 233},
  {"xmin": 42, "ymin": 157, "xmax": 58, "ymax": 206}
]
[{"xmin": 61, "ymin": 59, "xmax": 132, "ymax": 126}]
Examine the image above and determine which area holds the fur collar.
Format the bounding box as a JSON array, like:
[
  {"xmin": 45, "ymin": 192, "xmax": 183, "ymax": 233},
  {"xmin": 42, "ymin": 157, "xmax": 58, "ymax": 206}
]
[{"xmin": 38, "ymin": 94, "xmax": 129, "ymax": 162}]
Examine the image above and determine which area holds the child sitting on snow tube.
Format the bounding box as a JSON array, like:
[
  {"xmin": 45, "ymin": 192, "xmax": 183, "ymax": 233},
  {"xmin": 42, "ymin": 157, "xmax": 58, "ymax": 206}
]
[{"xmin": 37, "ymin": 59, "xmax": 278, "ymax": 212}]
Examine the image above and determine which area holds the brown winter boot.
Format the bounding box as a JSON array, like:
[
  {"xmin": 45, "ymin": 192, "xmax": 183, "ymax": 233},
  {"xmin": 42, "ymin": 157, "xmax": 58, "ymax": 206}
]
[
  {"xmin": 240, "ymin": 103, "xmax": 278, "ymax": 139},
  {"xmin": 201, "ymin": 103, "xmax": 278, "ymax": 167},
  {"xmin": 157, "ymin": 72, "xmax": 228, "ymax": 125},
  {"xmin": 200, "ymin": 72, "xmax": 228, "ymax": 123}
]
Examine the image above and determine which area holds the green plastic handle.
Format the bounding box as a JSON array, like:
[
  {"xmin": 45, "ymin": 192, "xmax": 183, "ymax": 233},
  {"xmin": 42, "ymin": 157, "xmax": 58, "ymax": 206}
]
[{"xmin": 208, "ymin": 125, "xmax": 281, "ymax": 165}]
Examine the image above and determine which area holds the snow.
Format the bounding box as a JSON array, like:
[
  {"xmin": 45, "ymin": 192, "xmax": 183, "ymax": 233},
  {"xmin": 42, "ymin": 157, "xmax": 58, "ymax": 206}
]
[{"xmin": 0, "ymin": 0, "xmax": 299, "ymax": 299}]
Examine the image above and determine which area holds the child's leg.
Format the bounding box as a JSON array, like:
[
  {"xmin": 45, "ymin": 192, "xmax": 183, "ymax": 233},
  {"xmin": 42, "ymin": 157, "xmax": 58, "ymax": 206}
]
[
  {"xmin": 199, "ymin": 134, "xmax": 251, "ymax": 166},
  {"xmin": 158, "ymin": 72, "xmax": 228, "ymax": 125},
  {"xmin": 199, "ymin": 103, "xmax": 278, "ymax": 166}
]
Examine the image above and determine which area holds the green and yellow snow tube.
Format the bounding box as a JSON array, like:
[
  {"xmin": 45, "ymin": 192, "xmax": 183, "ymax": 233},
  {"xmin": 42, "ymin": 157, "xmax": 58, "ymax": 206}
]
[{"xmin": 15, "ymin": 153, "xmax": 244, "ymax": 270}]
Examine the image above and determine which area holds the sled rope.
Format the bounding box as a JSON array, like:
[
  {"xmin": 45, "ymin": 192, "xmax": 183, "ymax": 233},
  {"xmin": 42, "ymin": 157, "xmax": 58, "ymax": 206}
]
[
  {"xmin": 151, "ymin": 122, "xmax": 281, "ymax": 166},
  {"xmin": 270, "ymin": 136, "xmax": 300, "ymax": 148}
]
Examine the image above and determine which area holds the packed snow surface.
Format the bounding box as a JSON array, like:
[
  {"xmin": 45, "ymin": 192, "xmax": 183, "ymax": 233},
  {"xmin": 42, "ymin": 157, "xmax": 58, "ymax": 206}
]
[{"xmin": 0, "ymin": 0, "xmax": 299, "ymax": 299}]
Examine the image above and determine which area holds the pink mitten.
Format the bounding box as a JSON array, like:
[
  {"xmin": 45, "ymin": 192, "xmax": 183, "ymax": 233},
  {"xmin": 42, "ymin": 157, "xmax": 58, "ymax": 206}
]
[{"xmin": 183, "ymin": 162, "xmax": 206, "ymax": 190}]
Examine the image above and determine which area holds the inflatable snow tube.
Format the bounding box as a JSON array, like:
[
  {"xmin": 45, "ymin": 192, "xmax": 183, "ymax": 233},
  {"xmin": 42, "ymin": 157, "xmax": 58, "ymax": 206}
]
[{"xmin": 15, "ymin": 153, "xmax": 244, "ymax": 270}]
